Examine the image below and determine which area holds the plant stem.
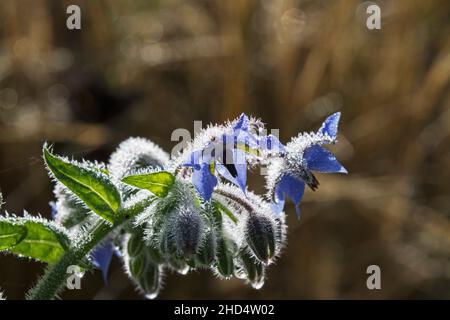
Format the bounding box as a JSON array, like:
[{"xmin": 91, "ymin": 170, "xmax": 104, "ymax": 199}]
[
  {"xmin": 26, "ymin": 196, "xmax": 155, "ymax": 300},
  {"xmin": 26, "ymin": 219, "xmax": 113, "ymax": 300},
  {"xmin": 214, "ymin": 188, "xmax": 255, "ymax": 214}
]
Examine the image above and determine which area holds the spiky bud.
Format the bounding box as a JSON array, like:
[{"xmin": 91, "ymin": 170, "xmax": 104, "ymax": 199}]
[
  {"xmin": 52, "ymin": 183, "xmax": 90, "ymax": 229},
  {"xmin": 138, "ymin": 263, "xmax": 161, "ymax": 299},
  {"xmin": 196, "ymin": 228, "xmax": 216, "ymax": 266},
  {"xmin": 173, "ymin": 205, "xmax": 204, "ymax": 257},
  {"xmin": 244, "ymin": 213, "xmax": 276, "ymax": 265},
  {"xmin": 147, "ymin": 245, "xmax": 164, "ymax": 264},
  {"xmin": 108, "ymin": 137, "xmax": 170, "ymax": 179},
  {"xmin": 159, "ymin": 226, "xmax": 177, "ymax": 256},
  {"xmin": 239, "ymin": 250, "xmax": 265, "ymax": 289},
  {"xmin": 215, "ymin": 236, "xmax": 234, "ymax": 278},
  {"xmin": 127, "ymin": 234, "xmax": 144, "ymax": 258},
  {"xmin": 123, "ymin": 233, "xmax": 163, "ymax": 299},
  {"xmin": 128, "ymin": 256, "xmax": 145, "ymax": 278}
]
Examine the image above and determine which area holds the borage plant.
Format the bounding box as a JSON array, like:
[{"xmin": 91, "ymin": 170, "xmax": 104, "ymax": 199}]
[{"xmin": 0, "ymin": 113, "xmax": 347, "ymax": 300}]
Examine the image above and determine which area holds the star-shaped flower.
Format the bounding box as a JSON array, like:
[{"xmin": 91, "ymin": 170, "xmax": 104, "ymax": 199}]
[{"xmin": 184, "ymin": 114, "xmax": 275, "ymax": 200}]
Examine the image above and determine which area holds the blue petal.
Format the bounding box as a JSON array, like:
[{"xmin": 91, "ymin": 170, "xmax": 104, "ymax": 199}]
[
  {"xmin": 183, "ymin": 150, "xmax": 201, "ymax": 169},
  {"xmin": 318, "ymin": 112, "xmax": 341, "ymax": 139},
  {"xmin": 192, "ymin": 163, "xmax": 218, "ymax": 200},
  {"xmin": 234, "ymin": 131, "xmax": 259, "ymax": 149},
  {"xmin": 233, "ymin": 113, "xmax": 250, "ymax": 131},
  {"xmin": 271, "ymin": 197, "xmax": 285, "ymax": 215},
  {"xmin": 92, "ymin": 241, "xmax": 114, "ymax": 284},
  {"xmin": 260, "ymin": 134, "xmax": 285, "ymax": 153},
  {"xmin": 183, "ymin": 147, "xmax": 213, "ymax": 169},
  {"xmin": 304, "ymin": 145, "xmax": 347, "ymax": 174},
  {"xmin": 275, "ymin": 174, "xmax": 305, "ymax": 218},
  {"xmin": 215, "ymin": 148, "xmax": 247, "ymax": 193}
]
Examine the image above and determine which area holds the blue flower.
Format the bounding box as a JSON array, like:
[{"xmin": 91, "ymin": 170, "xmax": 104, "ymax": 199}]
[
  {"xmin": 270, "ymin": 112, "xmax": 347, "ymax": 217},
  {"xmin": 184, "ymin": 114, "xmax": 268, "ymax": 200}
]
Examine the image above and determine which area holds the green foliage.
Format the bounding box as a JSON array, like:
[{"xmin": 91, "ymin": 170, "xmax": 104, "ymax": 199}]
[
  {"xmin": 0, "ymin": 216, "xmax": 70, "ymax": 263},
  {"xmin": 213, "ymin": 200, "xmax": 238, "ymax": 224},
  {"xmin": 121, "ymin": 171, "xmax": 175, "ymax": 198},
  {"xmin": 43, "ymin": 145, "xmax": 121, "ymax": 223},
  {"xmin": 0, "ymin": 221, "xmax": 27, "ymax": 250}
]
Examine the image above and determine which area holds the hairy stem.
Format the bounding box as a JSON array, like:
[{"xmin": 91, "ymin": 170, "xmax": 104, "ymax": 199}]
[
  {"xmin": 214, "ymin": 188, "xmax": 255, "ymax": 214},
  {"xmin": 26, "ymin": 219, "xmax": 113, "ymax": 300},
  {"xmin": 26, "ymin": 196, "xmax": 155, "ymax": 300}
]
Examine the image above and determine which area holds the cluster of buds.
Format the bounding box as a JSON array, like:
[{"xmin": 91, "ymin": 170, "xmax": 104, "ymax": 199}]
[{"xmin": 50, "ymin": 113, "xmax": 346, "ymax": 298}]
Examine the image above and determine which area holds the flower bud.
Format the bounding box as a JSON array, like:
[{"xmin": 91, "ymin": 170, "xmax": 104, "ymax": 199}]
[
  {"xmin": 244, "ymin": 214, "xmax": 276, "ymax": 264},
  {"xmin": 239, "ymin": 250, "xmax": 265, "ymax": 289},
  {"xmin": 173, "ymin": 206, "xmax": 203, "ymax": 257},
  {"xmin": 138, "ymin": 263, "xmax": 161, "ymax": 299},
  {"xmin": 215, "ymin": 237, "xmax": 234, "ymax": 278},
  {"xmin": 148, "ymin": 246, "xmax": 164, "ymax": 264},
  {"xmin": 129, "ymin": 256, "xmax": 145, "ymax": 278},
  {"xmin": 127, "ymin": 234, "xmax": 144, "ymax": 258},
  {"xmin": 53, "ymin": 183, "xmax": 90, "ymax": 228},
  {"xmin": 108, "ymin": 137, "xmax": 170, "ymax": 179},
  {"xmin": 196, "ymin": 228, "xmax": 216, "ymax": 266},
  {"xmin": 159, "ymin": 226, "xmax": 177, "ymax": 256}
]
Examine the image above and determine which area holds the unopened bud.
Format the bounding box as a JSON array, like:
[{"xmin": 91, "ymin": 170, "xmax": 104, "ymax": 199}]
[
  {"xmin": 159, "ymin": 226, "xmax": 177, "ymax": 256},
  {"xmin": 127, "ymin": 234, "xmax": 144, "ymax": 257},
  {"xmin": 215, "ymin": 237, "xmax": 234, "ymax": 278},
  {"xmin": 174, "ymin": 207, "xmax": 203, "ymax": 257},
  {"xmin": 196, "ymin": 229, "xmax": 216, "ymax": 266},
  {"xmin": 245, "ymin": 214, "xmax": 276, "ymax": 264},
  {"xmin": 129, "ymin": 256, "xmax": 145, "ymax": 278},
  {"xmin": 148, "ymin": 246, "xmax": 164, "ymax": 264},
  {"xmin": 239, "ymin": 250, "xmax": 265, "ymax": 288}
]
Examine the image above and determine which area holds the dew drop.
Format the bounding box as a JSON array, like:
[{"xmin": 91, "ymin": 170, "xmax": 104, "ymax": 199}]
[
  {"xmin": 251, "ymin": 278, "xmax": 265, "ymax": 290},
  {"xmin": 145, "ymin": 292, "xmax": 159, "ymax": 300}
]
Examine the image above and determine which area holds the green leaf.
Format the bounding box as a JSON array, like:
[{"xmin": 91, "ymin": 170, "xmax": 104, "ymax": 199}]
[
  {"xmin": 43, "ymin": 146, "xmax": 121, "ymax": 222},
  {"xmin": 213, "ymin": 200, "xmax": 238, "ymax": 224},
  {"xmin": 122, "ymin": 171, "xmax": 175, "ymax": 198},
  {"xmin": 0, "ymin": 221, "xmax": 27, "ymax": 250},
  {"xmin": 0, "ymin": 217, "xmax": 71, "ymax": 263}
]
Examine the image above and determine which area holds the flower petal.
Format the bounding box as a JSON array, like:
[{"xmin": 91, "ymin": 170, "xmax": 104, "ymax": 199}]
[
  {"xmin": 318, "ymin": 112, "xmax": 341, "ymax": 139},
  {"xmin": 271, "ymin": 197, "xmax": 285, "ymax": 215},
  {"xmin": 233, "ymin": 113, "xmax": 250, "ymax": 131},
  {"xmin": 274, "ymin": 174, "xmax": 305, "ymax": 218},
  {"xmin": 182, "ymin": 149, "xmax": 202, "ymax": 169},
  {"xmin": 215, "ymin": 148, "xmax": 247, "ymax": 193},
  {"xmin": 192, "ymin": 163, "xmax": 218, "ymax": 200},
  {"xmin": 260, "ymin": 134, "xmax": 285, "ymax": 154},
  {"xmin": 92, "ymin": 241, "xmax": 114, "ymax": 284},
  {"xmin": 304, "ymin": 145, "xmax": 347, "ymax": 174},
  {"xmin": 183, "ymin": 144, "xmax": 215, "ymax": 169}
]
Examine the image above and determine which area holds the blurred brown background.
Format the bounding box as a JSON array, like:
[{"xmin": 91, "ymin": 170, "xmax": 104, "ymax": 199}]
[{"xmin": 0, "ymin": 0, "xmax": 449, "ymax": 299}]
